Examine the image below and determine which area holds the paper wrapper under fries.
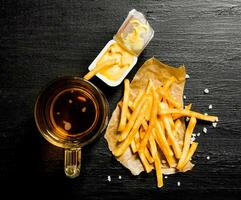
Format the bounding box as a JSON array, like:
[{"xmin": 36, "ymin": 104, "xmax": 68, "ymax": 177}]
[{"xmin": 104, "ymin": 57, "xmax": 218, "ymax": 187}]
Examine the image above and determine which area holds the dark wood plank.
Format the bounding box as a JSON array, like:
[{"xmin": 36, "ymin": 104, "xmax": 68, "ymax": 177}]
[{"xmin": 0, "ymin": 0, "xmax": 241, "ymax": 199}]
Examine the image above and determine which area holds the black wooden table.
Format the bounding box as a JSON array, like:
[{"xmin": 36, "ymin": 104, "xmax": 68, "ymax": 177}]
[{"xmin": 1, "ymin": 0, "xmax": 241, "ymax": 199}]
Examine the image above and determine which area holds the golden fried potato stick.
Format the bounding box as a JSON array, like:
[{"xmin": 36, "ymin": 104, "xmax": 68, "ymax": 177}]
[
  {"xmin": 181, "ymin": 142, "xmax": 199, "ymax": 171},
  {"xmin": 149, "ymin": 131, "xmax": 158, "ymax": 158},
  {"xmin": 145, "ymin": 148, "xmax": 154, "ymax": 164},
  {"xmin": 153, "ymin": 121, "xmax": 176, "ymax": 168},
  {"xmin": 167, "ymin": 118, "xmax": 182, "ymax": 146},
  {"xmin": 118, "ymin": 79, "xmax": 130, "ymax": 131},
  {"xmin": 158, "ymin": 88, "xmax": 182, "ymax": 109},
  {"xmin": 177, "ymin": 117, "xmax": 197, "ymax": 170},
  {"xmin": 84, "ymin": 59, "xmax": 117, "ymax": 80},
  {"xmin": 114, "ymin": 102, "xmax": 148, "ymax": 157},
  {"xmin": 138, "ymin": 126, "xmax": 154, "ymax": 163},
  {"xmin": 145, "ymin": 79, "xmax": 153, "ymax": 94},
  {"xmin": 138, "ymin": 151, "xmax": 153, "ymax": 173},
  {"xmin": 139, "ymin": 87, "xmax": 158, "ymax": 152},
  {"xmin": 145, "ymin": 94, "xmax": 153, "ymax": 121},
  {"xmin": 130, "ymin": 90, "xmax": 145, "ymax": 110},
  {"xmin": 134, "ymin": 130, "xmax": 140, "ymax": 147},
  {"xmin": 118, "ymin": 95, "xmax": 146, "ymax": 142},
  {"xmin": 160, "ymin": 102, "xmax": 182, "ymax": 159},
  {"xmin": 172, "ymin": 104, "xmax": 192, "ymax": 120},
  {"xmin": 130, "ymin": 139, "xmax": 137, "ymax": 153},
  {"xmin": 154, "ymin": 153, "xmax": 163, "ymax": 188},
  {"xmin": 141, "ymin": 119, "xmax": 149, "ymax": 131},
  {"xmin": 160, "ymin": 109, "xmax": 218, "ymax": 122}
]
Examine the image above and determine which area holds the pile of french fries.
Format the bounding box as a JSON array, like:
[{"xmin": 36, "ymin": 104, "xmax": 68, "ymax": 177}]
[{"xmin": 114, "ymin": 78, "xmax": 218, "ymax": 188}]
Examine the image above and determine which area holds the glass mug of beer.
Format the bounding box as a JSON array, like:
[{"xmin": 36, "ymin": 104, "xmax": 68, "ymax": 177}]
[{"xmin": 34, "ymin": 77, "xmax": 109, "ymax": 178}]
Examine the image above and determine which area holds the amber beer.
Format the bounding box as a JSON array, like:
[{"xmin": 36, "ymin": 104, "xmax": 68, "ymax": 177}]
[
  {"xmin": 49, "ymin": 88, "xmax": 99, "ymax": 138},
  {"xmin": 34, "ymin": 77, "xmax": 109, "ymax": 177}
]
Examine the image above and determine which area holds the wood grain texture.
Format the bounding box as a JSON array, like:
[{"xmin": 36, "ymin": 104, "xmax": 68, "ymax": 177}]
[{"xmin": 0, "ymin": 0, "xmax": 241, "ymax": 199}]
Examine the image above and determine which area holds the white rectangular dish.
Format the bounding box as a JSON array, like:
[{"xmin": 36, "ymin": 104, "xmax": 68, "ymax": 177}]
[{"xmin": 88, "ymin": 40, "xmax": 138, "ymax": 87}]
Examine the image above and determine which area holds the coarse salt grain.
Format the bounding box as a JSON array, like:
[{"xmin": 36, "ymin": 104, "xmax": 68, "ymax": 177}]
[
  {"xmin": 203, "ymin": 127, "xmax": 207, "ymax": 133},
  {"xmin": 186, "ymin": 117, "xmax": 190, "ymax": 122},
  {"xmin": 183, "ymin": 95, "xmax": 187, "ymax": 100},
  {"xmin": 204, "ymin": 88, "xmax": 209, "ymax": 94},
  {"xmin": 208, "ymin": 104, "xmax": 213, "ymax": 109},
  {"xmin": 186, "ymin": 74, "xmax": 190, "ymax": 79},
  {"xmin": 197, "ymin": 132, "xmax": 201, "ymax": 137},
  {"xmin": 212, "ymin": 122, "xmax": 217, "ymax": 128},
  {"xmin": 107, "ymin": 176, "xmax": 111, "ymax": 182},
  {"xmin": 192, "ymin": 133, "xmax": 196, "ymax": 137},
  {"xmin": 206, "ymin": 156, "xmax": 210, "ymax": 160},
  {"xmin": 118, "ymin": 175, "xmax": 122, "ymax": 180},
  {"xmin": 164, "ymin": 176, "xmax": 168, "ymax": 179},
  {"xmin": 177, "ymin": 181, "xmax": 181, "ymax": 187}
]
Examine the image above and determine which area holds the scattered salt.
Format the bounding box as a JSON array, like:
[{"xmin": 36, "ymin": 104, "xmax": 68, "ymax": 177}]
[
  {"xmin": 203, "ymin": 127, "xmax": 207, "ymax": 133},
  {"xmin": 118, "ymin": 175, "xmax": 122, "ymax": 180},
  {"xmin": 192, "ymin": 133, "xmax": 196, "ymax": 137},
  {"xmin": 164, "ymin": 176, "xmax": 168, "ymax": 179},
  {"xmin": 206, "ymin": 156, "xmax": 210, "ymax": 160},
  {"xmin": 177, "ymin": 181, "xmax": 181, "ymax": 187},
  {"xmin": 204, "ymin": 88, "xmax": 209, "ymax": 94},
  {"xmin": 186, "ymin": 117, "xmax": 190, "ymax": 122},
  {"xmin": 208, "ymin": 104, "xmax": 213, "ymax": 110},
  {"xmin": 107, "ymin": 176, "xmax": 111, "ymax": 182},
  {"xmin": 185, "ymin": 74, "xmax": 190, "ymax": 79},
  {"xmin": 183, "ymin": 95, "xmax": 187, "ymax": 100},
  {"xmin": 69, "ymin": 99, "xmax": 73, "ymax": 104},
  {"xmin": 212, "ymin": 122, "xmax": 217, "ymax": 128},
  {"xmin": 197, "ymin": 132, "xmax": 201, "ymax": 137}
]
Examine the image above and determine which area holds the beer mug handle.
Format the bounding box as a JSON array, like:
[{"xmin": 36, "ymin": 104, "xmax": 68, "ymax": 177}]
[{"xmin": 64, "ymin": 148, "xmax": 81, "ymax": 178}]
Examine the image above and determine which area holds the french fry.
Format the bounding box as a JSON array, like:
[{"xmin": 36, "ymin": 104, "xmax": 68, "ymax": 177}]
[
  {"xmin": 139, "ymin": 86, "xmax": 158, "ymax": 152},
  {"xmin": 145, "ymin": 147, "xmax": 154, "ymax": 164},
  {"xmin": 138, "ymin": 151, "xmax": 153, "ymax": 173},
  {"xmin": 177, "ymin": 117, "xmax": 197, "ymax": 170},
  {"xmin": 149, "ymin": 131, "xmax": 158, "ymax": 158},
  {"xmin": 139, "ymin": 124, "xmax": 155, "ymax": 164},
  {"xmin": 130, "ymin": 139, "xmax": 137, "ymax": 153},
  {"xmin": 158, "ymin": 88, "xmax": 182, "ymax": 109},
  {"xmin": 141, "ymin": 119, "xmax": 149, "ymax": 131},
  {"xmin": 130, "ymin": 90, "xmax": 145, "ymax": 110},
  {"xmin": 160, "ymin": 109, "xmax": 218, "ymax": 122},
  {"xmin": 118, "ymin": 95, "xmax": 146, "ymax": 142},
  {"xmin": 167, "ymin": 118, "xmax": 182, "ymax": 146},
  {"xmin": 84, "ymin": 59, "xmax": 116, "ymax": 80},
  {"xmin": 118, "ymin": 79, "xmax": 130, "ymax": 131},
  {"xmin": 114, "ymin": 102, "xmax": 148, "ymax": 157},
  {"xmin": 181, "ymin": 142, "xmax": 199, "ymax": 171},
  {"xmin": 160, "ymin": 102, "xmax": 182, "ymax": 159},
  {"xmin": 134, "ymin": 130, "xmax": 140, "ymax": 147},
  {"xmin": 153, "ymin": 121, "xmax": 176, "ymax": 167},
  {"xmin": 172, "ymin": 104, "xmax": 192, "ymax": 120},
  {"xmin": 145, "ymin": 95, "xmax": 153, "ymax": 121},
  {"xmin": 154, "ymin": 153, "xmax": 163, "ymax": 188}
]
